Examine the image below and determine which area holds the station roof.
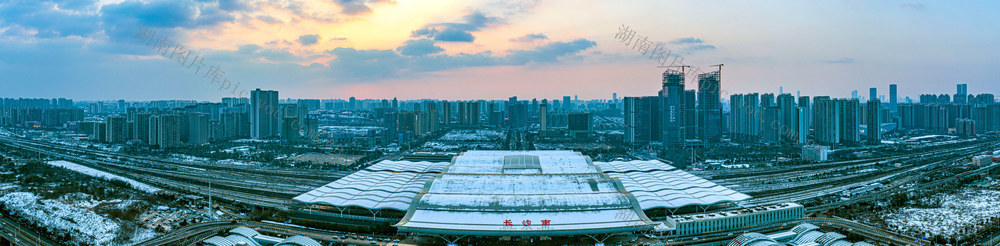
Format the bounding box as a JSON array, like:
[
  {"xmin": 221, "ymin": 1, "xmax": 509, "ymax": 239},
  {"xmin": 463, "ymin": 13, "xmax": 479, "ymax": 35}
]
[
  {"xmin": 292, "ymin": 170, "xmax": 435, "ymax": 211},
  {"xmin": 295, "ymin": 150, "xmax": 751, "ymax": 236},
  {"xmin": 394, "ymin": 151, "xmax": 658, "ymax": 236}
]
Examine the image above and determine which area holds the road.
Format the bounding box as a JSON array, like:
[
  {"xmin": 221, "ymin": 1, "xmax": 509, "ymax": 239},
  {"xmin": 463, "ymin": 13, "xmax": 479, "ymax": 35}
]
[
  {"xmin": 141, "ymin": 220, "xmax": 418, "ymax": 246},
  {"xmin": 0, "ymin": 215, "xmax": 59, "ymax": 246}
]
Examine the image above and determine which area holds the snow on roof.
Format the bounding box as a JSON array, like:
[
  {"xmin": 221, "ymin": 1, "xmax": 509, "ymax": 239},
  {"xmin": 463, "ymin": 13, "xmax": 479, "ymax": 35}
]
[
  {"xmin": 395, "ymin": 151, "xmax": 657, "ymax": 236},
  {"xmin": 295, "ymin": 150, "xmax": 749, "ymax": 236},
  {"xmin": 366, "ymin": 160, "xmax": 450, "ymax": 173},
  {"xmin": 292, "ymin": 170, "xmax": 435, "ymax": 211},
  {"xmin": 276, "ymin": 235, "xmax": 322, "ymax": 246},
  {"xmin": 203, "ymin": 236, "xmax": 233, "ymax": 246},
  {"xmin": 606, "ymin": 169, "xmax": 751, "ymax": 209},
  {"xmin": 593, "ymin": 160, "xmax": 676, "ymax": 172}
]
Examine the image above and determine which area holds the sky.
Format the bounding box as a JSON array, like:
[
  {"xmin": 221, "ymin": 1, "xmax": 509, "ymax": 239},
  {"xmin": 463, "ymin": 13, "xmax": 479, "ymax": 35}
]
[{"xmin": 0, "ymin": 0, "xmax": 998, "ymax": 101}]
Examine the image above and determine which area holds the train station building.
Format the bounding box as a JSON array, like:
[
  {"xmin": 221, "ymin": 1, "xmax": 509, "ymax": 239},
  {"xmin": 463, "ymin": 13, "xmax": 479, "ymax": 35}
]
[{"xmin": 293, "ymin": 150, "xmax": 797, "ymax": 244}]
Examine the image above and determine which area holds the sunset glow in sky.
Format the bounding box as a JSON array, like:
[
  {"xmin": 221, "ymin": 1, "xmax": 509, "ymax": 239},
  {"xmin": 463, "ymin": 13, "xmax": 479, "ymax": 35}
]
[{"xmin": 1, "ymin": 0, "xmax": 998, "ymax": 101}]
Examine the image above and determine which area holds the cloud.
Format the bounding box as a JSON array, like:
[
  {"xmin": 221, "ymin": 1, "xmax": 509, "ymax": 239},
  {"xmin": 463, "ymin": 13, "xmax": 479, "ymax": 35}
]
[
  {"xmin": 510, "ymin": 33, "xmax": 548, "ymax": 42},
  {"xmin": 432, "ymin": 29, "xmax": 475, "ymax": 42},
  {"xmin": 99, "ymin": 0, "xmax": 238, "ymax": 45},
  {"xmin": 256, "ymin": 15, "xmax": 283, "ymax": 24},
  {"xmin": 900, "ymin": 3, "xmax": 926, "ymax": 10},
  {"xmin": 333, "ymin": 0, "xmax": 394, "ymax": 15},
  {"xmin": 685, "ymin": 44, "xmax": 716, "ymax": 52},
  {"xmin": 298, "ymin": 34, "xmax": 320, "ymax": 46},
  {"xmin": 823, "ymin": 58, "xmax": 855, "ymax": 64},
  {"xmin": 210, "ymin": 44, "xmax": 303, "ymax": 63},
  {"xmin": 327, "ymin": 38, "xmax": 596, "ymax": 80},
  {"xmin": 395, "ymin": 39, "xmax": 444, "ymax": 56},
  {"xmin": 410, "ymin": 11, "xmax": 500, "ymax": 42},
  {"xmin": 505, "ymin": 39, "xmax": 597, "ymax": 64},
  {"xmin": 671, "ymin": 37, "xmax": 704, "ymax": 44},
  {"xmin": 218, "ymin": 0, "xmax": 250, "ymax": 11},
  {"xmin": 51, "ymin": 0, "xmax": 98, "ymax": 10},
  {"xmin": 0, "ymin": 0, "xmax": 100, "ymax": 38}
]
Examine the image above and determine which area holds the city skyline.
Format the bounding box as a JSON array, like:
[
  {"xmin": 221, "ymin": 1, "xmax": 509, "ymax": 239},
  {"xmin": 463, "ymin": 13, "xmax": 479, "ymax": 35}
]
[{"xmin": 2, "ymin": 1, "xmax": 999, "ymax": 101}]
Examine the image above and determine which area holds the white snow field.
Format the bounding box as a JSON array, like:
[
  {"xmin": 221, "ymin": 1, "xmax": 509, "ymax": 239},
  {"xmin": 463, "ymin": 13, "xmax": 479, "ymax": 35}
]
[
  {"xmin": 882, "ymin": 188, "xmax": 1000, "ymax": 238},
  {"xmin": 46, "ymin": 160, "xmax": 161, "ymax": 193},
  {"xmin": 0, "ymin": 192, "xmax": 120, "ymax": 245}
]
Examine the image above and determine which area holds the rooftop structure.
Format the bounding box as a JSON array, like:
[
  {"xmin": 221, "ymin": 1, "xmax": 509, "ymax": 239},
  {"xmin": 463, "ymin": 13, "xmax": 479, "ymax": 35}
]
[
  {"xmin": 294, "ymin": 150, "xmax": 751, "ymax": 240},
  {"xmin": 202, "ymin": 227, "xmax": 321, "ymax": 246},
  {"xmin": 726, "ymin": 223, "xmax": 876, "ymax": 246}
]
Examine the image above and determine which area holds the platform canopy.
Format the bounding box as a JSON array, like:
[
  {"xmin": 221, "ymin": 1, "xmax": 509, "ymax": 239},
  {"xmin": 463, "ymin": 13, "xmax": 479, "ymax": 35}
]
[{"xmin": 295, "ymin": 150, "xmax": 751, "ymax": 237}]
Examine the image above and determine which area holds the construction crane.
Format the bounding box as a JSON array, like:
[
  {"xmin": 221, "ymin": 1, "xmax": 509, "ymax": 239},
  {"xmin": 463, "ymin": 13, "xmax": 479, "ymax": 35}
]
[
  {"xmin": 657, "ymin": 65, "xmax": 691, "ymax": 73},
  {"xmin": 709, "ymin": 64, "xmax": 723, "ymax": 80},
  {"xmin": 709, "ymin": 64, "xmax": 723, "ymax": 73}
]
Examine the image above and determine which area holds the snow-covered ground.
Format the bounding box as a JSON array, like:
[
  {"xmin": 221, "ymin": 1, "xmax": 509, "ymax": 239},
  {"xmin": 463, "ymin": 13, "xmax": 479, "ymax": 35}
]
[
  {"xmin": 437, "ymin": 129, "xmax": 504, "ymax": 141},
  {"xmin": 1, "ymin": 192, "xmax": 120, "ymax": 245},
  {"xmin": 169, "ymin": 154, "xmax": 211, "ymax": 163},
  {"xmin": 882, "ymin": 188, "xmax": 1000, "ymax": 238},
  {"xmin": 423, "ymin": 142, "xmax": 499, "ymax": 151},
  {"xmin": 46, "ymin": 160, "xmax": 162, "ymax": 193}
]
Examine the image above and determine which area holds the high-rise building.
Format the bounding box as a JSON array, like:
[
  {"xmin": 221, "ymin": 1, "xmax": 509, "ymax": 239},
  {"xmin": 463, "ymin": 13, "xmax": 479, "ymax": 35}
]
[
  {"xmin": 987, "ymin": 104, "xmax": 1000, "ymax": 132},
  {"xmin": 729, "ymin": 93, "xmax": 760, "ymax": 143},
  {"xmin": 282, "ymin": 116, "xmax": 300, "ymax": 142},
  {"xmin": 798, "ymin": 96, "xmax": 811, "ymax": 135},
  {"xmin": 796, "ymin": 107, "xmax": 809, "ymax": 144},
  {"xmin": 250, "ymin": 89, "xmax": 281, "ymax": 139},
  {"xmin": 133, "ymin": 113, "xmax": 151, "ymax": 144},
  {"xmin": 956, "ymin": 118, "xmax": 975, "ymax": 136},
  {"xmin": 660, "ymin": 69, "xmax": 686, "ymax": 149},
  {"xmin": 441, "ymin": 100, "xmax": 451, "ymax": 126},
  {"xmin": 457, "ymin": 101, "xmax": 481, "ymax": 125},
  {"xmin": 563, "ymin": 96, "xmax": 573, "ymax": 112},
  {"xmin": 760, "ymin": 93, "xmax": 775, "ymax": 108},
  {"xmin": 188, "ymin": 113, "xmax": 211, "ymax": 145},
  {"xmin": 776, "ymin": 94, "xmax": 797, "ymax": 144},
  {"xmin": 697, "ymin": 71, "xmax": 722, "ymax": 144},
  {"xmin": 889, "ymin": 84, "xmax": 898, "ymax": 112},
  {"xmin": 972, "ymin": 105, "xmax": 987, "ymax": 134},
  {"xmin": 297, "ymin": 99, "xmax": 321, "ymax": 112},
  {"xmin": 539, "ymin": 100, "xmax": 548, "ymax": 132},
  {"xmin": 955, "ymin": 84, "xmax": 968, "ymax": 104},
  {"xmin": 869, "ymin": 88, "xmax": 877, "ymax": 103},
  {"xmin": 95, "ymin": 122, "xmax": 107, "ymax": 142},
  {"xmin": 761, "ymin": 107, "xmax": 780, "ymax": 144},
  {"xmin": 106, "ymin": 116, "xmax": 128, "ymax": 143},
  {"xmin": 866, "ymin": 100, "xmax": 881, "ymax": 144},
  {"xmin": 568, "ymin": 112, "xmax": 593, "ymax": 139},
  {"xmin": 683, "ymin": 90, "xmax": 697, "ymax": 140},
  {"xmin": 152, "ymin": 114, "xmax": 182, "ymax": 148},
  {"xmin": 813, "ymin": 97, "xmax": 840, "ymax": 146},
  {"xmin": 624, "ymin": 96, "xmax": 661, "ymax": 145},
  {"xmin": 839, "ymin": 98, "xmax": 861, "ymax": 145},
  {"xmin": 222, "ymin": 97, "xmax": 249, "ymax": 107}
]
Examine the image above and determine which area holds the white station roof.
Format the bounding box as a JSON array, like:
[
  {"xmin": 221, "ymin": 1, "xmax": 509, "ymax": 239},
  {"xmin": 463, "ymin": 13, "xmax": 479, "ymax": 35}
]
[
  {"xmin": 295, "ymin": 150, "xmax": 751, "ymax": 236},
  {"xmin": 293, "ymin": 170, "xmax": 436, "ymax": 211},
  {"xmin": 394, "ymin": 151, "xmax": 658, "ymax": 236}
]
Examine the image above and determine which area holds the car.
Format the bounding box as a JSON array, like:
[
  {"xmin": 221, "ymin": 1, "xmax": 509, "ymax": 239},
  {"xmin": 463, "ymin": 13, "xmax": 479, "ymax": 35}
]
[
  {"xmin": 393, "ymin": 239, "xmax": 400, "ymax": 242},
  {"xmin": 369, "ymin": 241, "xmax": 377, "ymax": 245}
]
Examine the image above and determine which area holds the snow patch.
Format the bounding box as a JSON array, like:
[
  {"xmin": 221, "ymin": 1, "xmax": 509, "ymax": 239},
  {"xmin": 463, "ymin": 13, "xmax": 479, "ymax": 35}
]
[
  {"xmin": 46, "ymin": 160, "xmax": 162, "ymax": 193},
  {"xmin": 1, "ymin": 192, "xmax": 120, "ymax": 245}
]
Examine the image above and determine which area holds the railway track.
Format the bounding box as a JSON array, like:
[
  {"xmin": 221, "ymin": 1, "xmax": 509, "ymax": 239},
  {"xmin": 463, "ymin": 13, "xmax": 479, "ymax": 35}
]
[
  {"xmin": 0, "ymin": 136, "xmax": 353, "ymax": 210},
  {"xmin": 741, "ymin": 141, "xmax": 999, "ymax": 206}
]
